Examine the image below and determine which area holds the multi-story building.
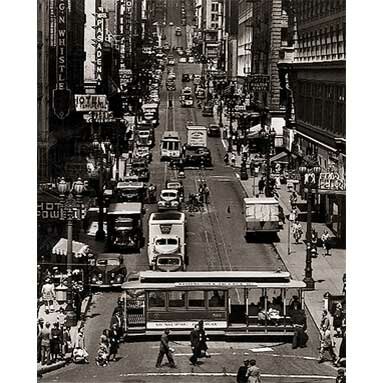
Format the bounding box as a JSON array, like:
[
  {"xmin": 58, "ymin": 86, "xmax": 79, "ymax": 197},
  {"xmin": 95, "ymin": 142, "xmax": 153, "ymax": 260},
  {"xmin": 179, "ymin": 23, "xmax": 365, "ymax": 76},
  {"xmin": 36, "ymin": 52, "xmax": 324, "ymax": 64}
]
[
  {"xmin": 283, "ymin": 0, "xmax": 346, "ymax": 246},
  {"xmin": 223, "ymin": 0, "xmax": 239, "ymax": 77},
  {"xmin": 37, "ymin": 0, "xmax": 50, "ymax": 182},
  {"xmin": 237, "ymin": 0, "xmax": 253, "ymax": 77}
]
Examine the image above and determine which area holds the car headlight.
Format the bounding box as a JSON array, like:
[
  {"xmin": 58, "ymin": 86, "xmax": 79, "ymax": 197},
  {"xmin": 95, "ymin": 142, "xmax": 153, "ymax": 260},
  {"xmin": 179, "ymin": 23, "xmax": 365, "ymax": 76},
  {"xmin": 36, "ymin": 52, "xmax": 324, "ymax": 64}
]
[
  {"xmin": 171, "ymin": 201, "xmax": 178, "ymax": 206},
  {"xmin": 116, "ymin": 275, "xmax": 122, "ymax": 283},
  {"xmin": 91, "ymin": 275, "xmax": 97, "ymax": 282}
]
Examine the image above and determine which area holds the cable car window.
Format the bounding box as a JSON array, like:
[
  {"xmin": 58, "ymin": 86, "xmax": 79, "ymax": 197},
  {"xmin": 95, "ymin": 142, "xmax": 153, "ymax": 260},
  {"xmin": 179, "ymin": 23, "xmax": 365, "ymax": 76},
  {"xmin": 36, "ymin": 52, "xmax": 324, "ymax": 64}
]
[
  {"xmin": 148, "ymin": 291, "xmax": 166, "ymax": 308},
  {"xmin": 188, "ymin": 291, "xmax": 205, "ymax": 308},
  {"xmin": 207, "ymin": 290, "xmax": 225, "ymax": 307},
  {"xmin": 168, "ymin": 291, "xmax": 185, "ymax": 308}
]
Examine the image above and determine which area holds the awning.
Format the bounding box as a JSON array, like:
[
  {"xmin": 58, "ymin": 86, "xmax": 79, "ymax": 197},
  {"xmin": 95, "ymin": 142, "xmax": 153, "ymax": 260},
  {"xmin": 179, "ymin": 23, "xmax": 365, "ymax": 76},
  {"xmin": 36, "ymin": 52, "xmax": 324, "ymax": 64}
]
[
  {"xmin": 270, "ymin": 152, "xmax": 290, "ymax": 163},
  {"xmin": 247, "ymin": 124, "xmax": 262, "ymax": 139},
  {"xmin": 52, "ymin": 238, "xmax": 90, "ymax": 258}
]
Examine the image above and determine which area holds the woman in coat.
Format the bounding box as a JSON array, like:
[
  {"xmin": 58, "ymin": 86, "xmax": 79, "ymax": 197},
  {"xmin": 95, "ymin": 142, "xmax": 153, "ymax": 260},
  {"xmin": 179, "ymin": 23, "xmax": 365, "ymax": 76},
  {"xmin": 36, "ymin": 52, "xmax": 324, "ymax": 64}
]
[{"xmin": 246, "ymin": 359, "xmax": 261, "ymax": 383}]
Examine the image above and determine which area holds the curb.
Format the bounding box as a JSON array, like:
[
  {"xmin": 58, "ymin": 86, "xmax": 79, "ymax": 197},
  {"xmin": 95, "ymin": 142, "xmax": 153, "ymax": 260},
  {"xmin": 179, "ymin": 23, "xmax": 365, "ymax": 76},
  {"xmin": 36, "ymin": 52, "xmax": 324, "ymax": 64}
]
[{"xmin": 37, "ymin": 361, "xmax": 66, "ymax": 376}]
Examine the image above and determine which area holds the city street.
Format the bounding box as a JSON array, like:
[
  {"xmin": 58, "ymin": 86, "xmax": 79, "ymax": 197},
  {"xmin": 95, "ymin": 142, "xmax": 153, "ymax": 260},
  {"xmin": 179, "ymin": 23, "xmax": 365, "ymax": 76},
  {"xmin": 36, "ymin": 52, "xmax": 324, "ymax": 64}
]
[{"xmin": 38, "ymin": 1, "xmax": 338, "ymax": 382}]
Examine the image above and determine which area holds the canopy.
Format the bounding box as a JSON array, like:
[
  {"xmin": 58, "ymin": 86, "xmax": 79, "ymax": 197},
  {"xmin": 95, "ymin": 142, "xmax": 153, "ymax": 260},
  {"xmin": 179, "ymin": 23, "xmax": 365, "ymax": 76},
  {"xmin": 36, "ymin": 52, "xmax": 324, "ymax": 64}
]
[
  {"xmin": 270, "ymin": 151, "xmax": 290, "ymax": 164},
  {"xmin": 52, "ymin": 238, "xmax": 90, "ymax": 258},
  {"xmin": 247, "ymin": 124, "xmax": 262, "ymax": 139}
]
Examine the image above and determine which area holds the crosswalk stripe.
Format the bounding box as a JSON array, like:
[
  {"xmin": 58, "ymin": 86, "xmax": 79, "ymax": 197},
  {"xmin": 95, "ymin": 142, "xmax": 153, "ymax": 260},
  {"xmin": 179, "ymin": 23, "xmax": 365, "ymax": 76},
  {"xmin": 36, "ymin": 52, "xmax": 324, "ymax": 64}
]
[{"xmin": 120, "ymin": 373, "xmax": 336, "ymax": 379}]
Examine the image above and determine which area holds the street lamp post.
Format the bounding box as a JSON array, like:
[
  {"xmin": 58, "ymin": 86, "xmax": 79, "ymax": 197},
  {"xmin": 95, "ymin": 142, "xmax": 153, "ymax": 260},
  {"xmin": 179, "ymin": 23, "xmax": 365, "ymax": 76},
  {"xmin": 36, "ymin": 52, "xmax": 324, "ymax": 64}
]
[
  {"xmin": 92, "ymin": 137, "xmax": 112, "ymax": 241},
  {"xmin": 299, "ymin": 160, "xmax": 322, "ymax": 290},
  {"xmin": 57, "ymin": 177, "xmax": 84, "ymax": 324}
]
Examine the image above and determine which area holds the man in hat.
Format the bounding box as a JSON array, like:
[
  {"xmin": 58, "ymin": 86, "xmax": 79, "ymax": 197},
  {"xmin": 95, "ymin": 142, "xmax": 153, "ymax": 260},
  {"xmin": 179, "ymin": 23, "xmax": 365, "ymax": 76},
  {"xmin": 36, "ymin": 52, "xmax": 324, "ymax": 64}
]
[
  {"xmin": 156, "ymin": 329, "xmax": 176, "ymax": 368},
  {"xmin": 197, "ymin": 320, "xmax": 210, "ymax": 358},
  {"xmin": 336, "ymin": 368, "xmax": 346, "ymax": 383},
  {"xmin": 236, "ymin": 359, "xmax": 250, "ymax": 383},
  {"xmin": 189, "ymin": 324, "xmax": 200, "ymax": 366},
  {"xmin": 41, "ymin": 277, "xmax": 56, "ymax": 312}
]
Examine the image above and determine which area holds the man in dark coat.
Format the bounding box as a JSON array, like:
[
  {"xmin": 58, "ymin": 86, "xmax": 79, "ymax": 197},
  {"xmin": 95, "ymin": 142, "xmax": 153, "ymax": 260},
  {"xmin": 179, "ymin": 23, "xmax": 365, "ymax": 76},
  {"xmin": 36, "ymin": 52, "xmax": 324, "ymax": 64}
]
[
  {"xmin": 189, "ymin": 324, "xmax": 200, "ymax": 365},
  {"xmin": 236, "ymin": 359, "xmax": 250, "ymax": 383},
  {"xmin": 197, "ymin": 320, "xmax": 210, "ymax": 357},
  {"xmin": 156, "ymin": 329, "xmax": 176, "ymax": 368},
  {"xmin": 292, "ymin": 309, "xmax": 308, "ymax": 349}
]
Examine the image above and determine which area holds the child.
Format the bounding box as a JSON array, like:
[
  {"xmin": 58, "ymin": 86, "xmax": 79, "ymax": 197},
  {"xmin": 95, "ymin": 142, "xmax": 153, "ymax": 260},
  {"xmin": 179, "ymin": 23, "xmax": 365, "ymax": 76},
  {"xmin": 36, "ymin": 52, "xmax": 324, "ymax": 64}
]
[{"xmin": 95, "ymin": 344, "xmax": 109, "ymax": 367}]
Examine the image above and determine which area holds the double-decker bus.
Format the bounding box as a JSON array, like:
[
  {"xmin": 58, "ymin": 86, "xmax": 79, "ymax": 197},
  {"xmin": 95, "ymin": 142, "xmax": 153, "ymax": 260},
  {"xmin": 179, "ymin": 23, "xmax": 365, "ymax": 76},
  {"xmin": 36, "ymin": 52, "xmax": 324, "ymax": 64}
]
[{"xmin": 120, "ymin": 271, "xmax": 306, "ymax": 338}]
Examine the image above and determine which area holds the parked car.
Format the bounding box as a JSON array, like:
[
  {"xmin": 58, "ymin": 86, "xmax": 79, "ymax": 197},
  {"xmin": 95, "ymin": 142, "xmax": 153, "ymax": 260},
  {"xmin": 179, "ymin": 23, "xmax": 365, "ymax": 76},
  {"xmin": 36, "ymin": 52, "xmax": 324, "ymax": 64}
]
[
  {"xmin": 157, "ymin": 189, "xmax": 181, "ymax": 210},
  {"xmin": 133, "ymin": 146, "xmax": 152, "ymax": 162},
  {"xmin": 184, "ymin": 147, "xmax": 212, "ymax": 167},
  {"xmin": 89, "ymin": 254, "xmax": 127, "ymax": 288},
  {"xmin": 179, "ymin": 57, "xmax": 187, "ymax": 63},
  {"xmin": 202, "ymin": 104, "xmax": 214, "ymax": 117},
  {"xmin": 131, "ymin": 160, "xmax": 150, "ymax": 182},
  {"xmin": 168, "ymin": 58, "xmax": 175, "ymax": 66},
  {"xmin": 188, "ymin": 57, "xmax": 195, "ymax": 63},
  {"xmin": 175, "ymin": 27, "xmax": 182, "ymax": 36},
  {"xmin": 182, "ymin": 73, "xmax": 190, "ymax": 82}
]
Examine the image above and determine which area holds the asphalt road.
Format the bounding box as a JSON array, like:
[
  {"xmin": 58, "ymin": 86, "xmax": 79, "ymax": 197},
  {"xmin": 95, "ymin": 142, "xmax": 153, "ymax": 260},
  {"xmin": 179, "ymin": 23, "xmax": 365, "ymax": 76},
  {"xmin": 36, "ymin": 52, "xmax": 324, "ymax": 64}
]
[{"xmin": 39, "ymin": 1, "xmax": 337, "ymax": 382}]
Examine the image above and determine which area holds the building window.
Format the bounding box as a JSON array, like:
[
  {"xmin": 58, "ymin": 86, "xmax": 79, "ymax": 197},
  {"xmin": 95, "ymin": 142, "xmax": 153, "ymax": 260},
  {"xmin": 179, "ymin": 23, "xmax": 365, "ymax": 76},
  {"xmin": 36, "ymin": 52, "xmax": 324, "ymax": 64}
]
[
  {"xmin": 211, "ymin": 3, "xmax": 219, "ymax": 12},
  {"xmin": 211, "ymin": 22, "xmax": 218, "ymax": 29},
  {"xmin": 211, "ymin": 13, "xmax": 219, "ymax": 22}
]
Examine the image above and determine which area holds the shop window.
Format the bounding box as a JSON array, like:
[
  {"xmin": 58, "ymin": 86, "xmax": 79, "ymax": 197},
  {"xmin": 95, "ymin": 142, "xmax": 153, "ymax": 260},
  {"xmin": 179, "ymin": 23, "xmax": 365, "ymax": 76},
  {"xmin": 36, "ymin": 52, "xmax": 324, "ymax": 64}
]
[
  {"xmin": 208, "ymin": 290, "xmax": 225, "ymax": 308},
  {"xmin": 148, "ymin": 291, "xmax": 166, "ymax": 309},
  {"xmin": 188, "ymin": 291, "xmax": 206, "ymax": 308},
  {"xmin": 168, "ymin": 291, "xmax": 186, "ymax": 308}
]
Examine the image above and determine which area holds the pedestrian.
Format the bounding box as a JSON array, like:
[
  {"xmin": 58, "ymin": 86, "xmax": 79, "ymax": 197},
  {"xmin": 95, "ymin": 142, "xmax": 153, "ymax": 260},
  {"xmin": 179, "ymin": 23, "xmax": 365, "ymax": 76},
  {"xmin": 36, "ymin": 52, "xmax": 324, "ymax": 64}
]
[
  {"xmin": 110, "ymin": 310, "xmax": 124, "ymax": 341},
  {"xmin": 40, "ymin": 321, "xmax": 51, "ymax": 365},
  {"xmin": 109, "ymin": 324, "xmax": 119, "ymax": 361},
  {"xmin": 57, "ymin": 307, "xmax": 67, "ymax": 329},
  {"xmin": 95, "ymin": 344, "xmax": 109, "ymax": 367},
  {"xmin": 231, "ymin": 153, "xmax": 236, "ymax": 167},
  {"xmin": 155, "ymin": 329, "xmax": 176, "ymax": 368},
  {"xmin": 335, "ymin": 329, "xmax": 346, "ymax": 367},
  {"xmin": 62, "ymin": 325, "xmax": 72, "ymax": 356},
  {"xmin": 189, "ymin": 324, "xmax": 200, "ymax": 366},
  {"xmin": 100, "ymin": 329, "xmax": 110, "ymax": 360},
  {"xmin": 50, "ymin": 322, "xmax": 62, "ymax": 363},
  {"xmin": 311, "ymin": 229, "xmax": 318, "ymax": 255},
  {"xmin": 246, "ymin": 359, "xmax": 261, "ymax": 383},
  {"xmin": 321, "ymin": 230, "xmax": 331, "ymax": 256},
  {"xmin": 320, "ymin": 310, "xmax": 331, "ymax": 335},
  {"xmin": 73, "ymin": 326, "xmax": 89, "ymax": 363},
  {"xmin": 342, "ymin": 273, "xmax": 346, "ymax": 295},
  {"xmin": 289, "ymin": 191, "xmax": 298, "ymax": 207},
  {"xmin": 41, "ymin": 277, "xmax": 56, "ymax": 312},
  {"xmin": 258, "ymin": 177, "xmax": 265, "ymax": 194},
  {"xmin": 203, "ymin": 183, "xmax": 210, "ymax": 204},
  {"xmin": 291, "ymin": 310, "xmax": 308, "ymax": 349},
  {"xmin": 250, "ymin": 160, "xmax": 255, "ymax": 177},
  {"xmin": 236, "ymin": 359, "xmax": 250, "ymax": 383},
  {"xmin": 318, "ymin": 328, "xmax": 337, "ymax": 364},
  {"xmin": 224, "ymin": 152, "xmax": 229, "ymax": 166},
  {"xmin": 335, "ymin": 368, "xmax": 346, "ymax": 383},
  {"xmin": 37, "ymin": 318, "xmax": 44, "ymax": 363},
  {"xmin": 197, "ymin": 320, "xmax": 210, "ymax": 358},
  {"xmin": 333, "ymin": 303, "xmax": 344, "ymax": 337}
]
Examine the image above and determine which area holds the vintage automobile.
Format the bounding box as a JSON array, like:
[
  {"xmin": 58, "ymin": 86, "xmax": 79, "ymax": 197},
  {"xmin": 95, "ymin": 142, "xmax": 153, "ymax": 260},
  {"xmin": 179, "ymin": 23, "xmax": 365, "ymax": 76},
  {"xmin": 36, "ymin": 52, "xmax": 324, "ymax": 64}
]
[
  {"xmin": 131, "ymin": 160, "xmax": 150, "ymax": 182},
  {"xmin": 157, "ymin": 189, "xmax": 180, "ymax": 211},
  {"xmin": 202, "ymin": 104, "xmax": 214, "ymax": 117},
  {"xmin": 133, "ymin": 146, "xmax": 152, "ymax": 162},
  {"xmin": 116, "ymin": 181, "xmax": 147, "ymax": 203},
  {"xmin": 207, "ymin": 124, "xmax": 221, "ymax": 137},
  {"xmin": 89, "ymin": 254, "xmax": 127, "ymax": 288},
  {"xmin": 168, "ymin": 57, "xmax": 175, "ymax": 66},
  {"xmin": 179, "ymin": 57, "xmax": 187, "ymax": 63},
  {"xmin": 166, "ymin": 80, "xmax": 176, "ymax": 91},
  {"xmin": 184, "ymin": 147, "xmax": 212, "ymax": 167},
  {"xmin": 195, "ymin": 87, "xmax": 206, "ymax": 99},
  {"xmin": 182, "ymin": 73, "xmax": 190, "ymax": 82},
  {"xmin": 165, "ymin": 179, "xmax": 184, "ymax": 200},
  {"xmin": 175, "ymin": 27, "xmax": 182, "ymax": 36}
]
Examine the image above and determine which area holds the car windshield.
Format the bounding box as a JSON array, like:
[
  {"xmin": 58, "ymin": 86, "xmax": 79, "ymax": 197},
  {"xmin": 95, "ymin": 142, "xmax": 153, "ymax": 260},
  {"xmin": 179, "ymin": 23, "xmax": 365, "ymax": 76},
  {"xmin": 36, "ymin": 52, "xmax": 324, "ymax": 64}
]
[
  {"xmin": 155, "ymin": 238, "xmax": 178, "ymax": 246},
  {"xmin": 162, "ymin": 192, "xmax": 177, "ymax": 198},
  {"xmin": 167, "ymin": 183, "xmax": 180, "ymax": 189},
  {"xmin": 158, "ymin": 258, "xmax": 181, "ymax": 265},
  {"xmin": 96, "ymin": 259, "xmax": 120, "ymax": 266}
]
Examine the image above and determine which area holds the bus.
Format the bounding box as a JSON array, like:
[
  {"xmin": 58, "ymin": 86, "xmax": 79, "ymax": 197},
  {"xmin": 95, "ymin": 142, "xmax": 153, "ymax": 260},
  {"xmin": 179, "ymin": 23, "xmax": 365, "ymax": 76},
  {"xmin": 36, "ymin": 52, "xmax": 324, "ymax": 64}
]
[
  {"xmin": 160, "ymin": 131, "xmax": 181, "ymax": 161},
  {"xmin": 120, "ymin": 271, "xmax": 306, "ymax": 338}
]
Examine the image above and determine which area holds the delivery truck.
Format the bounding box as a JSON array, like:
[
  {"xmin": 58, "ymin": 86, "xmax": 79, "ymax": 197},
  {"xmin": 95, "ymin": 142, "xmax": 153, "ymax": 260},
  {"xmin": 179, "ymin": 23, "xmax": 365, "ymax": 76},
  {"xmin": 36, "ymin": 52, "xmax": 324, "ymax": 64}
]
[
  {"xmin": 186, "ymin": 125, "xmax": 207, "ymax": 148},
  {"xmin": 244, "ymin": 197, "xmax": 281, "ymax": 238},
  {"xmin": 147, "ymin": 211, "xmax": 187, "ymax": 271}
]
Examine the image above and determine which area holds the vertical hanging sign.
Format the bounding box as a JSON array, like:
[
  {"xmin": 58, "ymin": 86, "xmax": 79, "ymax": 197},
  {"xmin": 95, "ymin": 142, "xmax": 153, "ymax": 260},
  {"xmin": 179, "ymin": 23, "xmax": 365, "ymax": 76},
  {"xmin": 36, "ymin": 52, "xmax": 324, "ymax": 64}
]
[
  {"xmin": 124, "ymin": 0, "xmax": 133, "ymax": 68},
  {"xmin": 53, "ymin": 0, "xmax": 71, "ymax": 119},
  {"xmin": 94, "ymin": 7, "xmax": 107, "ymax": 86}
]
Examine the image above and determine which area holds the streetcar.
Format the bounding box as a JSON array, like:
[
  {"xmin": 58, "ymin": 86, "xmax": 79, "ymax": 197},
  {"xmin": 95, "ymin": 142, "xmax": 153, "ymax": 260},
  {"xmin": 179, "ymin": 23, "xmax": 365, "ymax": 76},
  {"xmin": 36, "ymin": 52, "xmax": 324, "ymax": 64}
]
[
  {"xmin": 160, "ymin": 131, "xmax": 181, "ymax": 161},
  {"xmin": 120, "ymin": 271, "xmax": 306, "ymax": 338}
]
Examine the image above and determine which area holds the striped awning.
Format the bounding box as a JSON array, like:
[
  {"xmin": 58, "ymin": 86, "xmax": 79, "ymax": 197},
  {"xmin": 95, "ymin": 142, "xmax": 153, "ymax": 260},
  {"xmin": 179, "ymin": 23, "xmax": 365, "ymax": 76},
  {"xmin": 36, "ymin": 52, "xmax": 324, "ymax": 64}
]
[{"xmin": 52, "ymin": 238, "xmax": 90, "ymax": 258}]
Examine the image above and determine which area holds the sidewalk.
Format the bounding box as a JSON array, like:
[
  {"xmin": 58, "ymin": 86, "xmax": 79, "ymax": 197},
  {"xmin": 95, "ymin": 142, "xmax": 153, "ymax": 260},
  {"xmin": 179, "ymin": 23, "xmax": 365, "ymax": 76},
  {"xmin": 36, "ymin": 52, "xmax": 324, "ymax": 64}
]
[
  {"xmin": 213, "ymin": 109, "xmax": 346, "ymax": 350},
  {"xmin": 37, "ymin": 295, "xmax": 92, "ymax": 376}
]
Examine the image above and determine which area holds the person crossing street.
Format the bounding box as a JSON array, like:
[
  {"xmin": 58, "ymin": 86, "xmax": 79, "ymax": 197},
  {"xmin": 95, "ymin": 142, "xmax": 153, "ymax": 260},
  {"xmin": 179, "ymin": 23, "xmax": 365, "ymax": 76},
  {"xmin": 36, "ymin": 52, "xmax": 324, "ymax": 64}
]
[
  {"xmin": 156, "ymin": 329, "xmax": 176, "ymax": 368},
  {"xmin": 189, "ymin": 324, "xmax": 200, "ymax": 366}
]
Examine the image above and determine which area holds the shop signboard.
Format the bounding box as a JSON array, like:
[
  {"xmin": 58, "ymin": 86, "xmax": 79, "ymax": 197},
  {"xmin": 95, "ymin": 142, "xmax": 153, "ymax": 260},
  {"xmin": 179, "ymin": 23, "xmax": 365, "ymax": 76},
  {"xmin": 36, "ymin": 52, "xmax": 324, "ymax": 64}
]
[
  {"xmin": 318, "ymin": 172, "xmax": 346, "ymax": 192},
  {"xmin": 74, "ymin": 94, "xmax": 108, "ymax": 112},
  {"xmin": 248, "ymin": 75, "xmax": 270, "ymax": 92},
  {"xmin": 119, "ymin": 69, "xmax": 133, "ymax": 91},
  {"xmin": 83, "ymin": 111, "xmax": 115, "ymax": 123},
  {"xmin": 94, "ymin": 8, "xmax": 107, "ymax": 85}
]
